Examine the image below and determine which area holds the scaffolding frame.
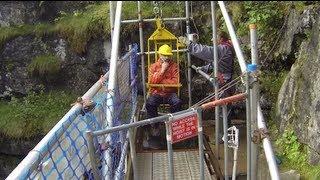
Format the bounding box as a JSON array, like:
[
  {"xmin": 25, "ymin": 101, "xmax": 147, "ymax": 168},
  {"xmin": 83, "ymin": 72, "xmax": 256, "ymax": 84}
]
[
  {"xmin": 6, "ymin": 1, "xmax": 281, "ymax": 180},
  {"xmin": 108, "ymin": 1, "xmax": 280, "ymax": 180},
  {"xmin": 108, "ymin": 1, "xmax": 281, "ymax": 180}
]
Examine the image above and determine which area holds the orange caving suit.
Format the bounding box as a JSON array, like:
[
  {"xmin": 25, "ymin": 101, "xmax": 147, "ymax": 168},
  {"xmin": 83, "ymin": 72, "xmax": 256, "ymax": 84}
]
[{"xmin": 148, "ymin": 59, "xmax": 179, "ymax": 96}]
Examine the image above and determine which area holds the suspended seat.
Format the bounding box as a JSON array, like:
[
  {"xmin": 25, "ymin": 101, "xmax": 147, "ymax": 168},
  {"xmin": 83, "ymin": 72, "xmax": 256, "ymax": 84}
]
[{"xmin": 147, "ymin": 18, "xmax": 182, "ymax": 98}]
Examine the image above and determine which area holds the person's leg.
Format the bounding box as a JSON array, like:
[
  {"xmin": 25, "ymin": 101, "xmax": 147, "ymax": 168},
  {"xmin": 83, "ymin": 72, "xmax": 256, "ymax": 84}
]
[
  {"xmin": 217, "ymin": 78, "xmax": 232, "ymax": 144},
  {"xmin": 218, "ymin": 76, "xmax": 234, "ymax": 129},
  {"xmin": 166, "ymin": 93, "xmax": 182, "ymax": 113},
  {"xmin": 144, "ymin": 94, "xmax": 162, "ymax": 148},
  {"xmin": 146, "ymin": 94, "xmax": 162, "ymax": 118},
  {"xmin": 225, "ymin": 77, "xmax": 235, "ymax": 127}
]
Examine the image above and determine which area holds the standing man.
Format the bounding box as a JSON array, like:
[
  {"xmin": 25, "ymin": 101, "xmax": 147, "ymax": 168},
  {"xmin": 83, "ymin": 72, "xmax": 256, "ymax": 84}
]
[
  {"xmin": 179, "ymin": 31, "xmax": 234, "ymax": 94},
  {"xmin": 179, "ymin": 31, "xmax": 235, "ymax": 143},
  {"xmin": 144, "ymin": 44, "xmax": 182, "ymax": 149}
]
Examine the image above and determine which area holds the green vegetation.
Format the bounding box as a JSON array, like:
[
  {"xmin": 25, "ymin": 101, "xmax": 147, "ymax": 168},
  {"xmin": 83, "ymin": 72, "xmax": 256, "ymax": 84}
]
[
  {"xmin": 0, "ymin": 90, "xmax": 77, "ymax": 139},
  {"xmin": 260, "ymin": 71, "xmax": 288, "ymax": 104},
  {"xmin": 275, "ymin": 129, "xmax": 320, "ymax": 179},
  {"xmin": 241, "ymin": 2, "xmax": 287, "ymax": 38},
  {"xmin": 27, "ymin": 54, "xmax": 61, "ymax": 81},
  {"xmin": 54, "ymin": 3, "xmax": 109, "ymax": 54},
  {"xmin": 260, "ymin": 71, "xmax": 288, "ymax": 125},
  {"xmin": 0, "ymin": 2, "xmax": 184, "ymax": 54},
  {"xmin": 33, "ymin": 23, "xmax": 57, "ymax": 37},
  {"xmin": 226, "ymin": 2, "xmax": 289, "ymax": 54},
  {"xmin": 0, "ymin": 25, "xmax": 34, "ymax": 47}
]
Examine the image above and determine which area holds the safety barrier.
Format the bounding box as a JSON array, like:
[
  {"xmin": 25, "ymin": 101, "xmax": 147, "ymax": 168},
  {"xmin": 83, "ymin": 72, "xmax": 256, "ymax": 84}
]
[
  {"xmin": 86, "ymin": 90, "xmax": 248, "ymax": 180},
  {"xmin": 7, "ymin": 44, "xmax": 139, "ymax": 180},
  {"xmin": 87, "ymin": 108, "xmax": 205, "ymax": 180}
]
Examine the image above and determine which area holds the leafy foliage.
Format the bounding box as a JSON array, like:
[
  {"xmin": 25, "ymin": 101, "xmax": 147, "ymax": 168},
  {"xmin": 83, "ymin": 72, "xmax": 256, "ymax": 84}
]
[
  {"xmin": 224, "ymin": 1, "xmax": 289, "ymax": 58},
  {"xmin": 276, "ymin": 129, "xmax": 307, "ymax": 164},
  {"xmin": 243, "ymin": 2, "xmax": 286, "ymax": 37},
  {"xmin": 260, "ymin": 71, "xmax": 288, "ymax": 131},
  {"xmin": 0, "ymin": 90, "xmax": 77, "ymax": 139}
]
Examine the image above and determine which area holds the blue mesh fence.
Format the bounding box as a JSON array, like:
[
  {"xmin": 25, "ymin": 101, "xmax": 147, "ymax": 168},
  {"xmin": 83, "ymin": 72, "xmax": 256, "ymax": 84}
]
[
  {"xmin": 97, "ymin": 44, "xmax": 139, "ymax": 180},
  {"xmin": 7, "ymin": 44, "xmax": 139, "ymax": 180}
]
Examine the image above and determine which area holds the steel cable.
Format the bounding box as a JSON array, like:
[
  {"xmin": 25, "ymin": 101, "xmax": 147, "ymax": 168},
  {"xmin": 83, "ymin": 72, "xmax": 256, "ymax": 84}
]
[{"xmin": 191, "ymin": 73, "xmax": 246, "ymax": 108}]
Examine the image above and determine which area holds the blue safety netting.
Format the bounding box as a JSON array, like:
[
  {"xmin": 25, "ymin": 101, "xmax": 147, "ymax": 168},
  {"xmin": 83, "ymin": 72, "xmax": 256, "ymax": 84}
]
[{"xmin": 8, "ymin": 44, "xmax": 139, "ymax": 180}]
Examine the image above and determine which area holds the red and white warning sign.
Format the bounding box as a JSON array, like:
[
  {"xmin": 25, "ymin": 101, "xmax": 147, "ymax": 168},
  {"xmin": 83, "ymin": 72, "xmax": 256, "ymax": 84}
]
[{"xmin": 170, "ymin": 113, "xmax": 198, "ymax": 144}]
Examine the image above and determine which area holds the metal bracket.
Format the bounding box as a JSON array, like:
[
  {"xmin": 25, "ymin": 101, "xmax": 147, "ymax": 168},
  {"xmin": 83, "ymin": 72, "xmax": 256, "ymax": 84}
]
[
  {"xmin": 252, "ymin": 128, "xmax": 269, "ymax": 144},
  {"xmin": 249, "ymin": 70, "xmax": 261, "ymax": 86}
]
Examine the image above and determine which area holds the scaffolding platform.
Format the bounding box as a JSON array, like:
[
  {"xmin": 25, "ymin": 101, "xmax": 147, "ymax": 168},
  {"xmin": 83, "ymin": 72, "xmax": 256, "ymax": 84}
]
[{"xmin": 136, "ymin": 150, "xmax": 215, "ymax": 180}]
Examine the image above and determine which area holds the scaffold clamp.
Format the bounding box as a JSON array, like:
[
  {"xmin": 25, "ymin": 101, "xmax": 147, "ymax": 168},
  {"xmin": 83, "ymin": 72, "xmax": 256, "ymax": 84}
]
[{"xmin": 252, "ymin": 128, "xmax": 269, "ymax": 144}]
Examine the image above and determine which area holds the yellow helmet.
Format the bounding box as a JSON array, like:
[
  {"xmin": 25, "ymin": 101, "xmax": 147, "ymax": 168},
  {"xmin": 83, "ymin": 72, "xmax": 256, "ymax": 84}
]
[{"xmin": 158, "ymin": 44, "xmax": 173, "ymax": 56}]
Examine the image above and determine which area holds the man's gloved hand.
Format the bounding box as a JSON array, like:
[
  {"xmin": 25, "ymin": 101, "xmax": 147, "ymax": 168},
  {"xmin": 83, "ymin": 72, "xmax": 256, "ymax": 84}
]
[{"xmin": 178, "ymin": 36, "xmax": 191, "ymax": 47}]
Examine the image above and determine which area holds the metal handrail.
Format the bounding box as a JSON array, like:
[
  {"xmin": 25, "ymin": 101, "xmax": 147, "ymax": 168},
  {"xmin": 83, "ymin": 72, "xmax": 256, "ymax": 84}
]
[{"xmin": 86, "ymin": 90, "xmax": 249, "ymax": 180}]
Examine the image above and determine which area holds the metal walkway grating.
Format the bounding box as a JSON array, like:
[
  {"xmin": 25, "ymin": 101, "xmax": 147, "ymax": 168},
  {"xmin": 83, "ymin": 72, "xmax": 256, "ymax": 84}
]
[{"xmin": 137, "ymin": 150, "xmax": 214, "ymax": 180}]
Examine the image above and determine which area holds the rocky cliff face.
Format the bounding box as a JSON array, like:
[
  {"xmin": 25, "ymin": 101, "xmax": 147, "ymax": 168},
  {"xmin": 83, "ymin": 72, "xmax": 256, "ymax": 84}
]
[
  {"xmin": 0, "ymin": 1, "xmax": 110, "ymax": 98},
  {"xmin": 277, "ymin": 6, "xmax": 320, "ymax": 165},
  {"xmin": 0, "ymin": 34, "xmax": 110, "ymax": 98}
]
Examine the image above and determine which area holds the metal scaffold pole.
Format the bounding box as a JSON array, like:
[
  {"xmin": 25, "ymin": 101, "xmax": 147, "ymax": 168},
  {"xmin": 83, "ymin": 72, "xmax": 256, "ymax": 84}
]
[
  {"xmin": 166, "ymin": 119, "xmax": 175, "ymax": 180},
  {"xmin": 245, "ymin": 72, "xmax": 252, "ymax": 180},
  {"xmin": 109, "ymin": 1, "xmax": 115, "ymax": 38},
  {"xmin": 104, "ymin": 1, "xmax": 123, "ymax": 179},
  {"xmin": 138, "ymin": 1, "xmax": 147, "ymax": 107},
  {"xmin": 222, "ymin": 105, "xmax": 229, "ymax": 180},
  {"xmin": 185, "ymin": 1, "xmax": 192, "ymax": 107},
  {"xmin": 211, "ymin": 1, "xmax": 220, "ymax": 158},
  {"xmin": 197, "ymin": 108, "xmax": 205, "ymax": 180},
  {"xmin": 250, "ymin": 24, "xmax": 259, "ymax": 180}
]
